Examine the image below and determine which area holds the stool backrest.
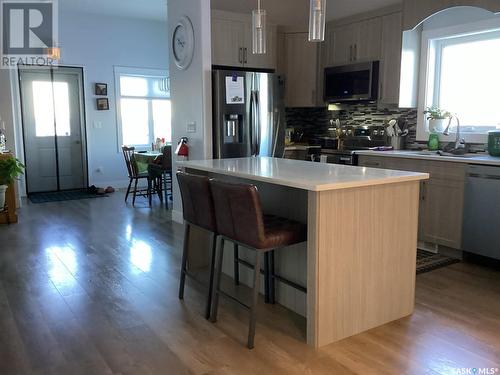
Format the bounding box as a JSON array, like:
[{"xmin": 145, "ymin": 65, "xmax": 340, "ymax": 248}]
[
  {"xmin": 122, "ymin": 146, "xmax": 139, "ymax": 178},
  {"xmin": 176, "ymin": 171, "xmax": 217, "ymax": 232},
  {"xmin": 209, "ymin": 179, "xmax": 266, "ymax": 249}
]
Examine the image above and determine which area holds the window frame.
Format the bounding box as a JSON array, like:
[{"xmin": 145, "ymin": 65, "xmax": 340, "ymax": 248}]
[
  {"xmin": 114, "ymin": 66, "xmax": 170, "ymax": 151},
  {"xmin": 417, "ymin": 17, "xmax": 500, "ymax": 143}
]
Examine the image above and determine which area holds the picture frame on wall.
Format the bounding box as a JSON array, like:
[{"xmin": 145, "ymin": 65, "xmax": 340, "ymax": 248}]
[
  {"xmin": 95, "ymin": 83, "xmax": 108, "ymax": 96},
  {"xmin": 96, "ymin": 98, "xmax": 109, "ymax": 111}
]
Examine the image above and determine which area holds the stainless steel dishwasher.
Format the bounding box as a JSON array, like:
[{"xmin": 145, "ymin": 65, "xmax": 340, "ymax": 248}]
[{"xmin": 462, "ymin": 164, "xmax": 500, "ymax": 260}]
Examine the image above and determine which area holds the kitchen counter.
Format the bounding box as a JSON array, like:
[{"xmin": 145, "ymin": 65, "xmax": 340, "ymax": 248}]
[
  {"xmin": 355, "ymin": 150, "xmax": 500, "ymax": 166},
  {"xmin": 284, "ymin": 145, "xmax": 320, "ymax": 151},
  {"xmin": 180, "ymin": 157, "xmax": 428, "ymax": 348},
  {"xmin": 179, "ymin": 157, "xmax": 428, "ymax": 192}
]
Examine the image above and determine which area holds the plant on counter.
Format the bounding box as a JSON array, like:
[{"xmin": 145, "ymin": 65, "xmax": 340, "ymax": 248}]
[
  {"xmin": 423, "ymin": 106, "xmax": 452, "ymax": 120},
  {"xmin": 424, "ymin": 106, "xmax": 452, "ymax": 133},
  {"xmin": 0, "ymin": 156, "xmax": 24, "ymax": 208}
]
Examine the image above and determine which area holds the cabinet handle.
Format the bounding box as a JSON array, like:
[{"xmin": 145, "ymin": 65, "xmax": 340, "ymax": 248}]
[
  {"xmin": 349, "ymin": 45, "xmax": 353, "ymax": 62},
  {"xmin": 311, "ymin": 90, "xmax": 316, "ymax": 104},
  {"xmin": 354, "ymin": 44, "xmax": 357, "ymax": 61},
  {"xmin": 244, "ymin": 47, "xmax": 248, "ymax": 64},
  {"xmin": 238, "ymin": 47, "xmax": 243, "ymax": 64}
]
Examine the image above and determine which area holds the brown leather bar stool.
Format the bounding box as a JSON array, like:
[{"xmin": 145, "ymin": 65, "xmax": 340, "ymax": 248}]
[
  {"xmin": 177, "ymin": 171, "xmax": 219, "ymax": 319},
  {"xmin": 209, "ymin": 179, "xmax": 307, "ymax": 349}
]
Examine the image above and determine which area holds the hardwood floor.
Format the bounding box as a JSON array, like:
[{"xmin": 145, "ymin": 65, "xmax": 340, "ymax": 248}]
[{"xmin": 0, "ymin": 192, "xmax": 499, "ymax": 374}]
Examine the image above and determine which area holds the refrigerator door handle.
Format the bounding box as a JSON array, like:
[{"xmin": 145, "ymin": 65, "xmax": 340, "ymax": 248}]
[
  {"xmin": 249, "ymin": 90, "xmax": 256, "ymax": 155},
  {"xmin": 254, "ymin": 91, "xmax": 261, "ymax": 156}
]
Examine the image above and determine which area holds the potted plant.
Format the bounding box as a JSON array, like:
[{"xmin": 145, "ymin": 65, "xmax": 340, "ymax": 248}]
[
  {"xmin": 0, "ymin": 156, "xmax": 24, "ymax": 209},
  {"xmin": 424, "ymin": 106, "xmax": 452, "ymax": 133}
]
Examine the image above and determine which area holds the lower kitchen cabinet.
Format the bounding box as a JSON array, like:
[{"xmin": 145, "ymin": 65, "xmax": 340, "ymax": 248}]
[{"xmin": 358, "ymin": 155, "xmax": 465, "ymax": 249}]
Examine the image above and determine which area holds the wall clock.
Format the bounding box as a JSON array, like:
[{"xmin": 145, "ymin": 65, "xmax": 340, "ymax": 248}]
[{"xmin": 172, "ymin": 16, "xmax": 195, "ymax": 70}]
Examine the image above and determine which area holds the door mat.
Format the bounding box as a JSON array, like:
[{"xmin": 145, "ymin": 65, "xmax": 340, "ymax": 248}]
[
  {"xmin": 417, "ymin": 249, "xmax": 460, "ymax": 274},
  {"xmin": 29, "ymin": 189, "xmax": 108, "ymax": 204}
]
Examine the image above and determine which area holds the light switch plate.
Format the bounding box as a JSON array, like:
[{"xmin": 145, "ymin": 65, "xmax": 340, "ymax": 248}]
[{"xmin": 187, "ymin": 122, "xmax": 196, "ymax": 133}]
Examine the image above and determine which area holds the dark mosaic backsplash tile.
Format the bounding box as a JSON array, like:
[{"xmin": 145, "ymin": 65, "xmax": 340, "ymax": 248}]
[{"xmin": 285, "ymin": 103, "xmax": 418, "ymax": 143}]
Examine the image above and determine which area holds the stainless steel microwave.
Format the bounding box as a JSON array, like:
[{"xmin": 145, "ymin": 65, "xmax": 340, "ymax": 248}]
[{"xmin": 324, "ymin": 61, "xmax": 379, "ymax": 102}]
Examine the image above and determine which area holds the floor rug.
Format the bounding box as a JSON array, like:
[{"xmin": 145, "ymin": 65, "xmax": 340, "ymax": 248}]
[
  {"xmin": 417, "ymin": 249, "xmax": 460, "ymax": 274},
  {"xmin": 29, "ymin": 190, "xmax": 108, "ymax": 204}
]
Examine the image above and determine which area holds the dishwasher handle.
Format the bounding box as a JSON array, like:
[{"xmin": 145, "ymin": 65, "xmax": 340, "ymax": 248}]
[{"xmin": 467, "ymin": 172, "xmax": 500, "ymax": 180}]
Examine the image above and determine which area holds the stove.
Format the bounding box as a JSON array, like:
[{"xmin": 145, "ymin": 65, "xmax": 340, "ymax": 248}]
[{"xmin": 312, "ymin": 125, "xmax": 387, "ymax": 166}]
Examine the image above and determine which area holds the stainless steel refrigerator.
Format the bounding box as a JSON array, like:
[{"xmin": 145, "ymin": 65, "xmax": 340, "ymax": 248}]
[{"xmin": 212, "ymin": 69, "xmax": 285, "ymax": 159}]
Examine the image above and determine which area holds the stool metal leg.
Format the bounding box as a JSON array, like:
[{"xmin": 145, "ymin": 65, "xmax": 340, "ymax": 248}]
[
  {"xmin": 178, "ymin": 223, "xmax": 191, "ymax": 300},
  {"xmin": 233, "ymin": 243, "xmax": 240, "ymax": 285},
  {"xmin": 264, "ymin": 253, "xmax": 270, "ymax": 303},
  {"xmin": 269, "ymin": 250, "xmax": 276, "ymax": 304},
  {"xmin": 248, "ymin": 251, "xmax": 262, "ymax": 349},
  {"xmin": 205, "ymin": 233, "xmax": 218, "ymax": 320},
  {"xmin": 210, "ymin": 237, "xmax": 225, "ymax": 323}
]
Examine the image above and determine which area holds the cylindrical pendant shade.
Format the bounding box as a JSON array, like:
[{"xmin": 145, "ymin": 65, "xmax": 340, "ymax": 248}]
[
  {"xmin": 308, "ymin": 0, "xmax": 326, "ymax": 42},
  {"xmin": 252, "ymin": 9, "xmax": 267, "ymax": 54}
]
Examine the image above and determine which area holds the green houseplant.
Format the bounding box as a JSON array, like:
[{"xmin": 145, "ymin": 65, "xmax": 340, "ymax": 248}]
[
  {"xmin": 0, "ymin": 156, "xmax": 24, "ymax": 209},
  {"xmin": 424, "ymin": 106, "xmax": 452, "ymax": 133}
]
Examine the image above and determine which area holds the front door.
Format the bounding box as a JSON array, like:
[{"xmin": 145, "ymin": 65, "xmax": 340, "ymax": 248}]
[{"xmin": 19, "ymin": 66, "xmax": 87, "ymax": 193}]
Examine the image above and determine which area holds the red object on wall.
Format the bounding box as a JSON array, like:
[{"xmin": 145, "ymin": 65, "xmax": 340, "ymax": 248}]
[{"xmin": 176, "ymin": 137, "xmax": 189, "ymax": 158}]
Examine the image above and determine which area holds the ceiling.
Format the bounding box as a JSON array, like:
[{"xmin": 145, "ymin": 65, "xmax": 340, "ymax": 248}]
[
  {"xmin": 211, "ymin": 0, "xmax": 402, "ymax": 25},
  {"xmin": 59, "ymin": 0, "xmax": 401, "ymax": 25},
  {"xmin": 60, "ymin": 0, "xmax": 167, "ymax": 21}
]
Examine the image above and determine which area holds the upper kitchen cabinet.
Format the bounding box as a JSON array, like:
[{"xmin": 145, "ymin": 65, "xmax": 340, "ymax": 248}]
[
  {"xmin": 243, "ymin": 22, "xmax": 277, "ymax": 70},
  {"xmin": 379, "ymin": 12, "xmax": 403, "ymax": 104},
  {"xmin": 282, "ymin": 32, "xmax": 319, "ymax": 107},
  {"xmin": 326, "ymin": 17, "xmax": 382, "ymax": 66},
  {"xmin": 211, "ymin": 11, "xmax": 277, "ymax": 71},
  {"xmin": 211, "ymin": 17, "xmax": 246, "ymax": 67}
]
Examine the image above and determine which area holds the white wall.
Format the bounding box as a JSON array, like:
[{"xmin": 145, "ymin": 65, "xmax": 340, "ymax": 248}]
[
  {"xmin": 167, "ymin": 0, "xmax": 212, "ymax": 221},
  {"xmin": 58, "ymin": 10, "xmax": 169, "ymax": 188}
]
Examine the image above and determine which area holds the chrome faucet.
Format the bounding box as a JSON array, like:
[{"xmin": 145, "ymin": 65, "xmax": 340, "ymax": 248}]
[{"xmin": 443, "ymin": 115, "xmax": 466, "ymax": 153}]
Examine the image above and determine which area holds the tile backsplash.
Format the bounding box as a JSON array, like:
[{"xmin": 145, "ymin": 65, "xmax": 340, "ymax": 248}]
[{"xmin": 285, "ymin": 103, "xmax": 418, "ymax": 143}]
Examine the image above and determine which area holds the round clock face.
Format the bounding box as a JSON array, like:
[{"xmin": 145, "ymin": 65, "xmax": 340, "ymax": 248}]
[
  {"xmin": 172, "ymin": 16, "xmax": 194, "ymax": 70},
  {"xmin": 173, "ymin": 25, "xmax": 186, "ymax": 61}
]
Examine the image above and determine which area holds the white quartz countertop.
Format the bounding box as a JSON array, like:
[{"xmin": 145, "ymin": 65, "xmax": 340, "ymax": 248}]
[
  {"xmin": 179, "ymin": 157, "xmax": 428, "ymax": 192},
  {"xmin": 355, "ymin": 150, "xmax": 500, "ymax": 166}
]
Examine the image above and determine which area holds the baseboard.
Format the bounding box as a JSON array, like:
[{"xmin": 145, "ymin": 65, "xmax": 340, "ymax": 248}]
[
  {"xmin": 417, "ymin": 241, "xmax": 439, "ymax": 253},
  {"xmin": 172, "ymin": 209, "xmax": 183, "ymax": 224}
]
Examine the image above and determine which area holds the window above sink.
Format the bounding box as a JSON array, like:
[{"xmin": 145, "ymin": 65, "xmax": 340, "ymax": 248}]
[{"xmin": 416, "ymin": 8, "xmax": 500, "ymax": 144}]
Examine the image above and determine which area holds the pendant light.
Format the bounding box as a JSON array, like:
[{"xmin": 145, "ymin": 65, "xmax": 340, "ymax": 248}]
[
  {"xmin": 252, "ymin": 0, "xmax": 267, "ymax": 54},
  {"xmin": 308, "ymin": 0, "xmax": 326, "ymax": 42}
]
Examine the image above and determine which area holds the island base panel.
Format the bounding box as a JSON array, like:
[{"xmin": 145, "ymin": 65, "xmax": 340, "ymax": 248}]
[{"xmin": 307, "ymin": 181, "xmax": 419, "ymax": 347}]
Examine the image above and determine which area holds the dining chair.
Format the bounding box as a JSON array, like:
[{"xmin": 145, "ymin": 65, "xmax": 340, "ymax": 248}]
[
  {"xmin": 121, "ymin": 146, "xmax": 150, "ymax": 206},
  {"xmin": 161, "ymin": 145, "xmax": 173, "ymax": 202}
]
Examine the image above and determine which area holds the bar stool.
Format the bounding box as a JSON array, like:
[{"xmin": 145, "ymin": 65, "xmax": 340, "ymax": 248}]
[
  {"xmin": 176, "ymin": 171, "xmax": 219, "ymax": 319},
  {"xmin": 209, "ymin": 179, "xmax": 307, "ymax": 349}
]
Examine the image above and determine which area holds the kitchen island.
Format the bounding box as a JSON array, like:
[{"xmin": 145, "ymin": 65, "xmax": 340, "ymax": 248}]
[{"xmin": 179, "ymin": 157, "xmax": 429, "ymax": 348}]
